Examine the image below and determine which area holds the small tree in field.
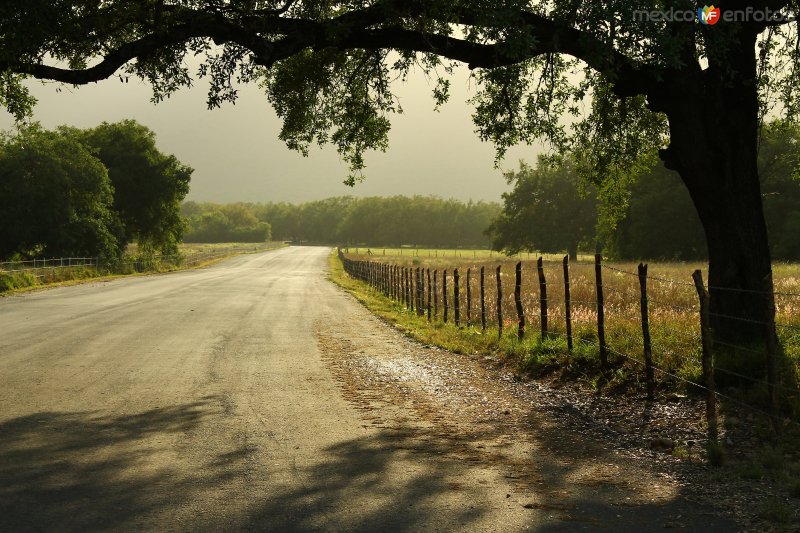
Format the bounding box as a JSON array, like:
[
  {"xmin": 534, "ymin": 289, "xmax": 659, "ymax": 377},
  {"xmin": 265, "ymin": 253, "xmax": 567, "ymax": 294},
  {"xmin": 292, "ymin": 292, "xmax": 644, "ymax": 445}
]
[{"xmin": 488, "ymin": 158, "xmax": 596, "ymax": 261}]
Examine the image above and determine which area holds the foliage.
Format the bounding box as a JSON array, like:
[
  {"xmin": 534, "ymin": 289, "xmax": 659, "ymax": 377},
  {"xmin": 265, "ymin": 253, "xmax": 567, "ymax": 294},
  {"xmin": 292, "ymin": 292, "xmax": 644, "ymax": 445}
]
[
  {"xmin": 69, "ymin": 120, "xmax": 193, "ymax": 255},
  {"xmin": 490, "ymin": 119, "xmax": 800, "ymax": 261},
  {"xmin": 182, "ymin": 202, "xmax": 271, "ymax": 243},
  {"xmin": 609, "ymin": 163, "xmax": 706, "ymax": 261},
  {"xmin": 0, "ymin": 124, "xmax": 121, "ymax": 259},
  {"xmin": 185, "ymin": 196, "xmax": 500, "ymax": 247},
  {"xmin": 335, "ymin": 196, "xmax": 499, "ymax": 247},
  {"xmin": 0, "ymin": 121, "xmax": 192, "ymax": 260},
  {"xmin": 488, "ymin": 157, "xmax": 596, "ymax": 260}
]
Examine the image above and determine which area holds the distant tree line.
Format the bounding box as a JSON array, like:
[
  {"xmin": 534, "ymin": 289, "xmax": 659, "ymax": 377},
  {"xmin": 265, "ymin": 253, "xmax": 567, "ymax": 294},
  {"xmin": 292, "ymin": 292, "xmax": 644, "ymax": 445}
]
[
  {"xmin": 0, "ymin": 121, "xmax": 192, "ymax": 260},
  {"xmin": 489, "ymin": 119, "xmax": 800, "ymax": 261},
  {"xmin": 181, "ymin": 196, "xmax": 500, "ymax": 248}
]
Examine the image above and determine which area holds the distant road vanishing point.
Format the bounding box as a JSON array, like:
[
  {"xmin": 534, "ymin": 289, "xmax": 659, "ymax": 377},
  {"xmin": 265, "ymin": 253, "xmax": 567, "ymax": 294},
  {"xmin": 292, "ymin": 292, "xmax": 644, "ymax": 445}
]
[{"xmin": 0, "ymin": 246, "xmax": 737, "ymax": 532}]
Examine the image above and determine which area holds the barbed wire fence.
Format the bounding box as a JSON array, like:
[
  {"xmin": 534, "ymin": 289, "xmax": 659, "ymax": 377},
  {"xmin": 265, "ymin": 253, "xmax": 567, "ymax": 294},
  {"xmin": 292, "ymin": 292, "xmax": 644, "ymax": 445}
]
[{"xmin": 338, "ymin": 248, "xmax": 800, "ymax": 448}]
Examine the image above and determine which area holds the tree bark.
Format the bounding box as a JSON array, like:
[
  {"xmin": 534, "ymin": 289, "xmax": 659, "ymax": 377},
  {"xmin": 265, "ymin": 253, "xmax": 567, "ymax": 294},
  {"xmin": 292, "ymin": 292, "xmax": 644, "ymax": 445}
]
[
  {"xmin": 567, "ymin": 242, "xmax": 578, "ymax": 263},
  {"xmin": 656, "ymin": 28, "xmax": 776, "ymax": 355}
]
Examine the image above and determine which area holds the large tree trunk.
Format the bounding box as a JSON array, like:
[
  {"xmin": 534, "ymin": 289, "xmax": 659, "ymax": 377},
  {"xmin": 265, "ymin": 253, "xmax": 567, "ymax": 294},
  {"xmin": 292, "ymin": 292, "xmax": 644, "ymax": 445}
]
[{"xmin": 655, "ymin": 28, "xmax": 777, "ymax": 370}]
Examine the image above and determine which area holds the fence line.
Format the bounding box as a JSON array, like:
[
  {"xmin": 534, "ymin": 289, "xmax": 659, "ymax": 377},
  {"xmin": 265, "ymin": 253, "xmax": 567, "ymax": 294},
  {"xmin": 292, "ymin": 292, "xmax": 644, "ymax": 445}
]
[{"xmin": 339, "ymin": 248, "xmax": 799, "ymax": 444}]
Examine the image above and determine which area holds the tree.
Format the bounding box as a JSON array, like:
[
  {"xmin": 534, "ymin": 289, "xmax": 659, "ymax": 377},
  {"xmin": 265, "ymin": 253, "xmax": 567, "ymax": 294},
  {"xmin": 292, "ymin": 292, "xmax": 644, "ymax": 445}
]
[
  {"xmin": 69, "ymin": 120, "xmax": 193, "ymax": 255},
  {"xmin": 759, "ymin": 119, "xmax": 800, "ymax": 259},
  {"xmin": 0, "ymin": 125, "xmax": 120, "ymax": 259},
  {"xmin": 1, "ymin": 1, "xmax": 799, "ymax": 348},
  {"xmin": 488, "ymin": 158, "xmax": 596, "ymax": 260},
  {"xmin": 608, "ymin": 163, "xmax": 706, "ymax": 261},
  {"xmin": 182, "ymin": 202, "xmax": 271, "ymax": 242},
  {"xmin": 611, "ymin": 119, "xmax": 800, "ymax": 261}
]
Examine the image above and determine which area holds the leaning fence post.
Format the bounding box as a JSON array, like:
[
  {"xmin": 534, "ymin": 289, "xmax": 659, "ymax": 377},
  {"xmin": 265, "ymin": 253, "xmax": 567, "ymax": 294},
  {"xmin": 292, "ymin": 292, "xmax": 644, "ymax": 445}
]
[
  {"xmin": 480, "ymin": 266, "xmax": 486, "ymax": 332},
  {"xmin": 638, "ymin": 263, "xmax": 655, "ymax": 401},
  {"xmin": 692, "ymin": 269, "xmax": 718, "ymax": 444},
  {"xmin": 466, "ymin": 268, "xmax": 472, "ymax": 326},
  {"xmin": 496, "ymin": 266, "xmax": 503, "ymax": 338},
  {"xmin": 595, "ymin": 253, "xmax": 608, "ymax": 368},
  {"xmin": 537, "ymin": 257, "xmax": 548, "ymax": 340},
  {"xmin": 563, "ymin": 256, "xmax": 573, "ymax": 353},
  {"xmin": 454, "ymin": 268, "xmax": 461, "ymax": 326},
  {"xmin": 443, "ymin": 270, "xmax": 449, "ymax": 323},
  {"xmin": 514, "ymin": 262, "xmax": 525, "ymax": 340}
]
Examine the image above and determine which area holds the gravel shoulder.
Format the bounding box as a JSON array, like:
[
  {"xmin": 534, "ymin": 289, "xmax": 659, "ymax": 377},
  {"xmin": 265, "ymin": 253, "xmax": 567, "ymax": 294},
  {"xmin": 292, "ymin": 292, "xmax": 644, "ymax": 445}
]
[{"xmin": 318, "ymin": 284, "xmax": 741, "ymax": 531}]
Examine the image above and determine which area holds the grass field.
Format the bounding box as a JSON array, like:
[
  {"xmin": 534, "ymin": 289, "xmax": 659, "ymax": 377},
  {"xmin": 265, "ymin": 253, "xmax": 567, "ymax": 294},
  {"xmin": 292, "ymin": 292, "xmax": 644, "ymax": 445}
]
[{"xmin": 341, "ymin": 249, "xmax": 800, "ymax": 413}]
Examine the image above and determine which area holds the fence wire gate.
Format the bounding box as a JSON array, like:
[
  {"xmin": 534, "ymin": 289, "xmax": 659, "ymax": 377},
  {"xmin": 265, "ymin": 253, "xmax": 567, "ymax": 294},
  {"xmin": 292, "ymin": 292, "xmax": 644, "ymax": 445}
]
[{"xmin": 339, "ymin": 249, "xmax": 800, "ymax": 445}]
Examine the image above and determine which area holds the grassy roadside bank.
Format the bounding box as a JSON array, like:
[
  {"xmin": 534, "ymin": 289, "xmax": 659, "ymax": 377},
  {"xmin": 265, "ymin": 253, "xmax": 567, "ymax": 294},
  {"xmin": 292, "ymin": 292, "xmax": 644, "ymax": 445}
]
[
  {"xmin": 329, "ymin": 250, "xmax": 800, "ymax": 525},
  {"xmin": 0, "ymin": 242, "xmax": 286, "ymax": 295},
  {"xmin": 329, "ymin": 250, "xmax": 676, "ymax": 391}
]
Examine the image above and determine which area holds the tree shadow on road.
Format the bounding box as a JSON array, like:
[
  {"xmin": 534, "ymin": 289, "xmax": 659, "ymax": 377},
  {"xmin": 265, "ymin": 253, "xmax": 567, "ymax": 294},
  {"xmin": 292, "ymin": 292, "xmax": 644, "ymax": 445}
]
[
  {"xmin": 0, "ymin": 396, "xmax": 740, "ymax": 532},
  {"xmin": 241, "ymin": 427, "xmax": 495, "ymax": 532},
  {"xmin": 0, "ymin": 397, "xmax": 226, "ymax": 532}
]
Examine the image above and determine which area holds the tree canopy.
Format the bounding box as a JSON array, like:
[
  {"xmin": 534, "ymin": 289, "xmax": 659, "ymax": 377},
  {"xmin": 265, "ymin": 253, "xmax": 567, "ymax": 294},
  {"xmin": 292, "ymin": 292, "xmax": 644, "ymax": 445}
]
[
  {"xmin": 0, "ymin": 124, "xmax": 120, "ymax": 259},
  {"xmin": 183, "ymin": 196, "xmax": 499, "ymax": 247},
  {"xmin": 488, "ymin": 157, "xmax": 596, "ymax": 260},
  {"xmin": 0, "ymin": 121, "xmax": 192, "ymax": 260},
  {"xmin": 71, "ymin": 120, "xmax": 193, "ymax": 254}
]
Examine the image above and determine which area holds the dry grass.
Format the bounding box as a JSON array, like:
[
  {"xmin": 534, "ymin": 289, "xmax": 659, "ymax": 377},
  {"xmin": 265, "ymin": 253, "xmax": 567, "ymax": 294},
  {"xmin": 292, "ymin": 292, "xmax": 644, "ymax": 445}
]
[{"xmin": 344, "ymin": 251, "xmax": 800, "ymax": 406}]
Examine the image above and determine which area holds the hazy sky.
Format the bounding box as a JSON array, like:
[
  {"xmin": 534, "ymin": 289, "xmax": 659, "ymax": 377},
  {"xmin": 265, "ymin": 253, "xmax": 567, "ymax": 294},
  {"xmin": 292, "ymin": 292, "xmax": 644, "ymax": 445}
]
[{"xmin": 0, "ymin": 64, "xmax": 542, "ymax": 204}]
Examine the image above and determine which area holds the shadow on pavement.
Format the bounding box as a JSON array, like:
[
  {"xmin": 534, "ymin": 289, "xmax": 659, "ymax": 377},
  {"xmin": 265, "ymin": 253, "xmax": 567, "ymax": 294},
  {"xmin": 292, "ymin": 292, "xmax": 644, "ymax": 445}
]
[
  {"xmin": 0, "ymin": 397, "xmax": 221, "ymax": 532},
  {"xmin": 0, "ymin": 398, "xmax": 739, "ymax": 532}
]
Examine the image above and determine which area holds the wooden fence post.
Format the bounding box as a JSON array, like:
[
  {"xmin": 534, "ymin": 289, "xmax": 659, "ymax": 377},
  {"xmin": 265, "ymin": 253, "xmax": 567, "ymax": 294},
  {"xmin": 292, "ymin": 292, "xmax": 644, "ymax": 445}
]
[
  {"xmin": 427, "ymin": 268, "xmax": 432, "ymax": 321},
  {"xmin": 514, "ymin": 262, "xmax": 525, "ymax": 340},
  {"xmin": 405, "ymin": 267, "xmax": 410, "ymax": 309},
  {"xmin": 480, "ymin": 266, "xmax": 486, "ymax": 332},
  {"xmin": 466, "ymin": 268, "xmax": 472, "ymax": 326},
  {"xmin": 433, "ymin": 270, "xmax": 438, "ymax": 319},
  {"xmin": 692, "ymin": 269, "xmax": 718, "ymax": 444},
  {"xmin": 563, "ymin": 256, "xmax": 573, "ymax": 353},
  {"xmin": 415, "ymin": 267, "xmax": 420, "ymax": 313},
  {"xmin": 443, "ymin": 270, "xmax": 449, "ymax": 323},
  {"xmin": 410, "ymin": 267, "xmax": 415, "ymax": 312},
  {"xmin": 537, "ymin": 257, "xmax": 548, "ymax": 340},
  {"xmin": 454, "ymin": 268, "xmax": 461, "ymax": 326},
  {"xmin": 764, "ymin": 272, "xmax": 780, "ymax": 427},
  {"xmin": 638, "ymin": 263, "xmax": 655, "ymax": 401},
  {"xmin": 496, "ymin": 266, "xmax": 503, "ymax": 338},
  {"xmin": 417, "ymin": 267, "xmax": 425, "ymax": 317},
  {"xmin": 595, "ymin": 253, "xmax": 607, "ymax": 368}
]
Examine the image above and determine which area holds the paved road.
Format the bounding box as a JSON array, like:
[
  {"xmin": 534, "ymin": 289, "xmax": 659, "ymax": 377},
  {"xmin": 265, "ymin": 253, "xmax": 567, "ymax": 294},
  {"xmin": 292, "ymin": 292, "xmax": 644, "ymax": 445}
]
[{"xmin": 0, "ymin": 247, "xmax": 735, "ymax": 532}]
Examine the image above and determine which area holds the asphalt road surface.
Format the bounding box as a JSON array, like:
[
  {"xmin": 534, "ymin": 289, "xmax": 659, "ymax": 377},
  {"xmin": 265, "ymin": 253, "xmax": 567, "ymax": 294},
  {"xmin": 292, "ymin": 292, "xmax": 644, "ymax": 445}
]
[{"xmin": 0, "ymin": 247, "xmax": 737, "ymax": 532}]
